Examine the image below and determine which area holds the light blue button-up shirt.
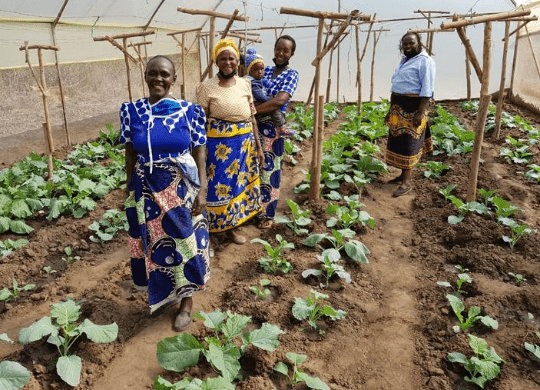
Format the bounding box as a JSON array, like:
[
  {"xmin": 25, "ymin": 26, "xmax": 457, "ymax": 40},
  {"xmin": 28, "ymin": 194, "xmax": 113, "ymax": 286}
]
[{"xmin": 391, "ymin": 50, "xmax": 436, "ymax": 98}]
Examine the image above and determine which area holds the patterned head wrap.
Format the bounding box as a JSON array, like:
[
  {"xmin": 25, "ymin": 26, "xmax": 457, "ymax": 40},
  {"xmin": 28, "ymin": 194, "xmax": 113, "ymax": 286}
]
[
  {"xmin": 244, "ymin": 48, "xmax": 265, "ymax": 75},
  {"xmin": 213, "ymin": 38, "xmax": 240, "ymax": 62}
]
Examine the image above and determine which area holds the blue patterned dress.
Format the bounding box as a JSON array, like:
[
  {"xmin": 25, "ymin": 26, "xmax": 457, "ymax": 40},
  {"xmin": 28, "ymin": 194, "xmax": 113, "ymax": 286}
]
[
  {"xmin": 257, "ymin": 66, "xmax": 299, "ymax": 220},
  {"xmin": 120, "ymin": 97, "xmax": 210, "ymax": 313}
]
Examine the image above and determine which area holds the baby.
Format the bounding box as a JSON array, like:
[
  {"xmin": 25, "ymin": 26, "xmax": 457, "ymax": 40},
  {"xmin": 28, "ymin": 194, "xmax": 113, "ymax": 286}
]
[{"xmin": 244, "ymin": 48, "xmax": 294, "ymax": 137}]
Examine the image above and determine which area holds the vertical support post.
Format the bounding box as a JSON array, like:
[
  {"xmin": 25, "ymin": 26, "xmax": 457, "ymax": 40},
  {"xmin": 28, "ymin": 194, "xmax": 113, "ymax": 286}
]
[
  {"xmin": 37, "ymin": 48, "xmax": 55, "ymax": 178},
  {"xmin": 309, "ymin": 18, "xmax": 325, "ymax": 201},
  {"xmin": 494, "ymin": 21, "xmax": 510, "ymax": 139},
  {"xmin": 123, "ymin": 37, "xmax": 133, "ymax": 102},
  {"xmin": 208, "ymin": 16, "xmax": 216, "ymax": 79},
  {"xmin": 198, "ymin": 35, "xmax": 203, "ymax": 80},
  {"xmin": 50, "ymin": 25, "xmax": 71, "ymax": 147},
  {"xmin": 181, "ymin": 32, "xmax": 187, "ymax": 100},
  {"xmin": 325, "ymin": 47, "xmax": 334, "ymax": 103},
  {"xmin": 370, "ymin": 30, "xmax": 381, "ymax": 102},
  {"xmin": 509, "ymin": 21, "xmax": 520, "ymax": 95},
  {"xmin": 465, "ymin": 49, "xmax": 472, "ymax": 100},
  {"xmin": 355, "ymin": 24, "xmax": 362, "ymax": 114},
  {"xmin": 467, "ymin": 22, "xmax": 492, "ymax": 202},
  {"xmin": 336, "ymin": 0, "xmax": 341, "ymax": 102}
]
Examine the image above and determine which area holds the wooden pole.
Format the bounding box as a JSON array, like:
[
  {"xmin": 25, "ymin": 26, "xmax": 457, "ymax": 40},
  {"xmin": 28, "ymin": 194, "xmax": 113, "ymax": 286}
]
[
  {"xmin": 123, "ymin": 38, "xmax": 133, "ymax": 101},
  {"xmin": 208, "ymin": 16, "xmax": 216, "ymax": 79},
  {"xmin": 50, "ymin": 26, "xmax": 71, "ymax": 147},
  {"xmin": 456, "ymin": 27, "xmax": 483, "ymax": 82},
  {"xmin": 441, "ymin": 10, "xmax": 530, "ymax": 29},
  {"xmin": 309, "ymin": 18, "xmax": 325, "ymax": 201},
  {"xmin": 336, "ymin": 0, "xmax": 341, "ymax": 102},
  {"xmin": 307, "ymin": 23, "xmax": 334, "ymax": 106},
  {"xmin": 370, "ymin": 29, "xmax": 382, "ymax": 102},
  {"xmin": 355, "ymin": 25, "xmax": 362, "ymax": 114},
  {"xmin": 509, "ymin": 21, "xmax": 520, "ymax": 95},
  {"xmin": 465, "ymin": 48, "xmax": 471, "ymax": 100},
  {"xmin": 132, "ymin": 44, "xmax": 145, "ymax": 97},
  {"xmin": 467, "ymin": 22, "xmax": 492, "ymax": 202},
  {"xmin": 38, "ymin": 48, "xmax": 55, "ymax": 179},
  {"xmin": 280, "ymin": 6, "xmax": 370, "ymax": 21},
  {"xmin": 181, "ymin": 32, "xmax": 186, "ymax": 100},
  {"xmin": 494, "ymin": 21, "xmax": 510, "ymax": 139}
]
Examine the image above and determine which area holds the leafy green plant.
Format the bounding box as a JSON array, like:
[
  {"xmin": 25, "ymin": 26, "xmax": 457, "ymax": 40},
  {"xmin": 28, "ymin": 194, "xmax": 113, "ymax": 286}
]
[
  {"xmin": 287, "ymin": 103, "xmax": 314, "ymax": 142},
  {"xmin": 491, "ymin": 197, "xmax": 521, "ymax": 219},
  {"xmin": 500, "ymin": 136, "xmax": 534, "ymax": 164},
  {"xmin": 18, "ymin": 297, "xmax": 118, "ymax": 387},
  {"xmin": 284, "ymin": 139, "xmax": 300, "ymax": 165},
  {"xmin": 43, "ymin": 266, "xmax": 57, "ymax": 281},
  {"xmin": 439, "ymin": 185, "xmax": 489, "ymax": 224},
  {"xmin": 478, "ymin": 188, "xmax": 497, "ymax": 207},
  {"xmin": 0, "ymin": 279, "xmax": 35, "ymax": 302},
  {"xmin": 303, "ymin": 228, "xmax": 369, "ymax": 264},
  {"xmin": 524, "ymin": 332, "xmax": 540, "ymax": 362},
  {"xmin": 448, "ymin": 334, "xmax": 505, "ymax": 388},
  {"xmin": 274, "ymin": 352, "xmax": 329, "ymax": 390},
  {"xmin": 251, "ymin": 234, "xmax": 294, "ymax": 274},
  {"xmin": 61, "ymin": 246, "xmax": 80, "ymax": 265},
  {"xmin": 275, "ymin": 199, "xmax": 312, "ymax": 235},
  {"xmin": 506, "ymin": 272, "xmax": 526, "ymax": 286},
  {"xmin": 292, "ymin": 289, "xmax": 347, "ymax": 333},
  {"xmin": 250, "ymin": 279, "xmax": 272, "ymax": 300},
  {"xmin": 438, "ymin": 272, "xmax": 472, "ymax": 296},
  {"xmin": 0, "ymin": 239, "xmax": 29, "ymax": 258},
  {"xmin": 446, "ymin": 294, "xmax": 498, "ymax": 333},
  {"xmin": 523, "ymin": 163, "xmax": 540, "ymax": 183},
  {"xmin": 302, "ymin": 248, "xmax": 351, "ymax": 288},
  {"xmin": 88, "ymin": 208, "xmax": 128, "ymax": 242},
  {"xmin": 156, "ymin": 309, "xmax": 283, "ymax": 382},
  {"xmin": 325, "ymin": 200, "xmax": 375, "ymax": 230},
  {"xmin": 154, "ymin": 375, "xmax": 235, "ymax": 390},
  {"xmin": 417, "ymin": 161, "xmax": 450, "ymax": 179},
  {"xmin": 498, "ymin": 217, "xmax": 532, "ymax": 249},
  {"xmin": 431, "ymin": 105, "xmax": 475, "ymax": 156},
  {"xmin": 0, "ymin": 361, "xmax": 31, "ymax": 390}
]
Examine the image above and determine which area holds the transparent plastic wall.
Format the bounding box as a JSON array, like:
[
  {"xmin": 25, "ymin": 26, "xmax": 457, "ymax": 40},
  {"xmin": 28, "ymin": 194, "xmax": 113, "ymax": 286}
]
[{"xmin": 512, "ymin": 2, "xmax": 540, "ymax": 112}]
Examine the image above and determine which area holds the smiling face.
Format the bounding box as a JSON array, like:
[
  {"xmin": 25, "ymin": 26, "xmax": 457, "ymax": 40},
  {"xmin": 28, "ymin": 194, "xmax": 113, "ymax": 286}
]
[
  {"xmin": 401, "ymin": 34, "xmax": 421, "ymax": 58},
  {"xmin": 216, "ymin": 50, "xmax": 238, "ymax": 76},
  {"xmin": 274, "ymin": 38, "xmax": 295, "ymax": 67},
  {"xmin": 249, "ymin": 62, "xmax": 265, "ymax": 80},
  {"xmin": 145, "ymin": 57, "xmax": 176, "ymax": 104}
]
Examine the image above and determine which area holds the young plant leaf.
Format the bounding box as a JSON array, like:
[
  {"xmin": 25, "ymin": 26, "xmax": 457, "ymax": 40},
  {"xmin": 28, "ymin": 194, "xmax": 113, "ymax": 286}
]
[
  {"xmin": 0, "ymin": 361, "xmax": 31, "ymax": 390},
  {"xmin": 156, "ymin": 333, "xmax": 205, "ymax": 372},
  {"xmin": 56, "ymin": 355, "xmax": 82, "ymax": 387},
  {"xmin": 79, "ymin": 319, "xmax": 119, "ymax": 343}
]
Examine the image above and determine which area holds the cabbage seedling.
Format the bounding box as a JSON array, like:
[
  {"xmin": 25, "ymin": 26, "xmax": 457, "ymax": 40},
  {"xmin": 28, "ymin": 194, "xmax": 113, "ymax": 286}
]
[
  {"xmin": 0, "ymin": 279, "xmax": 35, "ymax": 302},
  {"xmin": 446, "ymin": 294, "xmax": 498, "ymax": 333},
  {"xmin": 250, "ymin": 279, "xmax": 272, "ymax": 300},
  {"xmin": 292, "ymin": 289, "xmax": 347, "ymax": 333},
  {"xmin": 274, "ymin": 352, "xmax": 329, "ymax": 390},
  {"xmin": 18, "ymin": 297, "xmax": 118, "ymax": 387},
  {"xmin": 251, "ymin": 234, "xmax": 294, "ymax": 274},
  {"xmin": 448, "ymin": 334, "xmax": 505, "ymax": 388},
  {"xmin": 302, "ymin": 249, "xmax": 351, "ymax": 288}
]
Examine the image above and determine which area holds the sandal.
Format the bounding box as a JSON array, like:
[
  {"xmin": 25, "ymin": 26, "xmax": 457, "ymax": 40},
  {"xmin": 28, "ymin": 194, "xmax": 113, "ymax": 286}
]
[
  {"xmin": 173, "ymin": 311, "xmax": 193, "ymax": 332},
  {"xmin": 387, "ymin": 176, "xmax": 403, "ymax": 184},
  {"xmin": 257, "ymin": 219, "xmax": 273, "ymax": 229},
  {"xmin": 228, "ymin": 230, "xmax": 246, "ymax": 245},
  {"xmin": 392, "ymin": 185, "xmax": 412, "ymax": 197}
]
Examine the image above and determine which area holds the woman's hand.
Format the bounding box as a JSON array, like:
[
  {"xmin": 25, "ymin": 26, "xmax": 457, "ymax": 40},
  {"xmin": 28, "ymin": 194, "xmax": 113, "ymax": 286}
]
[
  {"xmin": 192, "ymin": 190, "xmax": 207, "ymax": 216},
  {"xmin": 412, "ymin": 111, "xmax": 425, "ymax": 127},
  {"xmin": 257, "ymin": 148, "xmax": 265, "ymax": 168}
]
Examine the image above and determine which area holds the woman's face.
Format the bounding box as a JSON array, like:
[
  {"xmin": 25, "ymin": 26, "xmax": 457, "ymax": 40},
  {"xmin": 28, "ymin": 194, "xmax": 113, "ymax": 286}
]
[
  {"xmin": 145, "ymin": 58, "xmax": 176, "ymax": 103},
  {"xmin": 216, "ymin": 50, "xmax": 238, "ymax": 75},
  {"xmin": 274, "ymin": 38, "xmax": 294, "ymax": 66}
]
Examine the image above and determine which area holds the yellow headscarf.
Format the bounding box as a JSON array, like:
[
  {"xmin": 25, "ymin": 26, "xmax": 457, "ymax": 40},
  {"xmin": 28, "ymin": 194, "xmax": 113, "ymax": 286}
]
[{"xmin": 213, "ymin": 38, "xmax": 240, "ymax": 62}]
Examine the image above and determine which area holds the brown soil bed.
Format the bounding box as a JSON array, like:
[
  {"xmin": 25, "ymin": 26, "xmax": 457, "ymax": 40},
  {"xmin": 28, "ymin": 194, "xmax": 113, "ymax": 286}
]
[{"xmin": 1, "ymin": 100, "xmax": 540, "ymax": 389}]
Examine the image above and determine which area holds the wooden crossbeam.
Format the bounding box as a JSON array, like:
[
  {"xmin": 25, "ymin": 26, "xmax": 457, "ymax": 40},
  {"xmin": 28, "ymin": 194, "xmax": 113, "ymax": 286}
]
[
  {"xmin": 93, "ymin": 29, "xmax": 156, "ymax": 41},
  {"xmin": 177, "ymin": 7, "xmax": 247, "ymax": 21},
  {"xmin": 440, "ymin": 10, "xmax": 530, "ymax": 29},
  {"xmin": 280, "ymin": 6, "xmax": 371, "ymax": 21}
]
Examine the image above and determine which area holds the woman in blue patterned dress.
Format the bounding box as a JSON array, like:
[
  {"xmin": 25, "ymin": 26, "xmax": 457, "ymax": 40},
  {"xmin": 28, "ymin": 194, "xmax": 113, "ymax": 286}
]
[
  {"xmin": 120, "ymin": 55, "xmax": 210, "ymax": 332},
  {"xmin": 196, "ymin": 38, "xmax": 263, "ymax": 245},
  {"xmin": 254, "ymin": 35, "xmax": 299, "ymax": 228}
]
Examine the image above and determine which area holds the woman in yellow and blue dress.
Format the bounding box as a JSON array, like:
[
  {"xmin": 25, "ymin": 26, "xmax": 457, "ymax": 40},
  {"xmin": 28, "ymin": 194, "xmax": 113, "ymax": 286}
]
[
  {"xmin": 121, "ymin": 55, "xmax": 210, "ymax": 332},
  {"xmin": 196, "ymin": 38, "xmax": 263, "ymax": 245}
]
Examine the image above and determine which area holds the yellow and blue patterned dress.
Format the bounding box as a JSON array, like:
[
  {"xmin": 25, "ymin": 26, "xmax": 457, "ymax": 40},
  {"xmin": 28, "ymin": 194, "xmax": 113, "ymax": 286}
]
[
  {"xmin": 119, "ymin": 97, "xmax": 210, "ymax": 313},
  {"xmin": 196, "ymin": 76, "xmax": 262, "ymax": 233}
]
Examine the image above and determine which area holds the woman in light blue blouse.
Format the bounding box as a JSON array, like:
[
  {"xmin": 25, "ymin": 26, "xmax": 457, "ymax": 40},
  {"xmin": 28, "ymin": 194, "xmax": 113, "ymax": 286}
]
[
  {"xmin": 254, "ymin": 35, "xmax": 299, "ymax": 228},
  {"xmin": 120, "ymin": 55, "xmax": 210, "ymax": 332},
  {"xmin": 385, "ymin": 32, "xmax": 436, "ymax": 197}
]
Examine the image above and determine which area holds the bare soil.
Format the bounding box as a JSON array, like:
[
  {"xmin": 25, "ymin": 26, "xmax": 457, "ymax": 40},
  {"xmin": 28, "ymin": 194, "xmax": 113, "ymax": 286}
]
[{"xmin": 1, "ymin": 100, "xmax": 540, "ymax": 390}]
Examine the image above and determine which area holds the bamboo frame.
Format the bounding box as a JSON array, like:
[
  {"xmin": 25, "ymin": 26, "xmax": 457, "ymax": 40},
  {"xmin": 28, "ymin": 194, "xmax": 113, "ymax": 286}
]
[
  {"xmin": 441, "ymin": 10, "xmax": 530, "ymax": 29},
  {"xmin": 467, "ymin": 22, "xmax": 492, "ymax": 202},
  {"xmin": 494, "ymin": 21, "xmax": 511, "ymax": 139}
]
